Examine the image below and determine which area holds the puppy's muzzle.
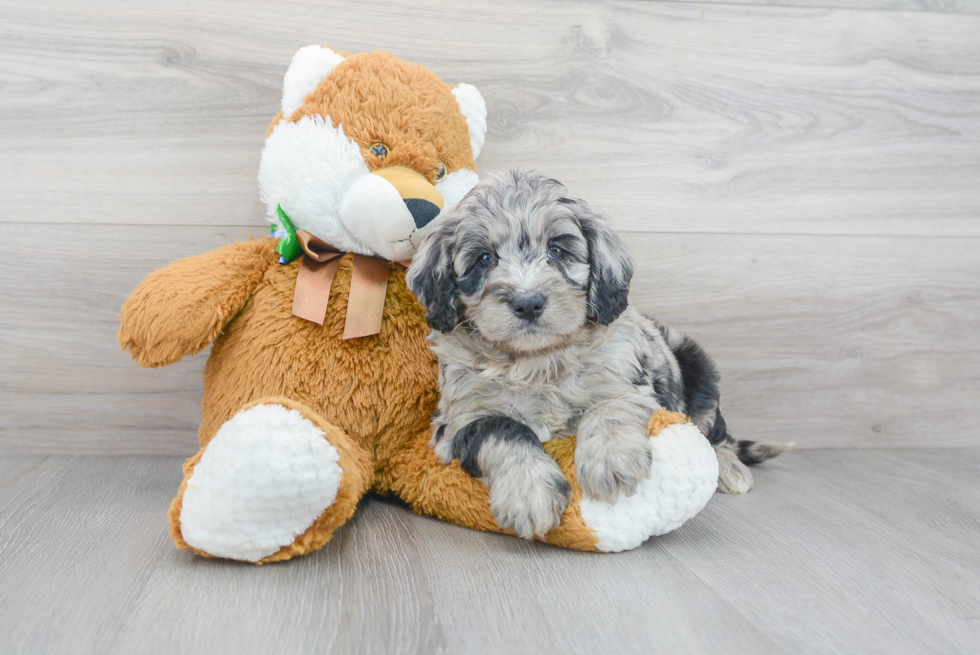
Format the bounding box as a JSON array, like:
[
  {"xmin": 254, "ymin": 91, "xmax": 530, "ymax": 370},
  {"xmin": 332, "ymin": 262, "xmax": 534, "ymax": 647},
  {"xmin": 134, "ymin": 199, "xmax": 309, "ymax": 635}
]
[
  {"xmin": 509, "ymin": 292, "xmax": 546, "ymax": 321},
  {"xmin": 339, "ymin": 166, "xmax": 445, "ymax": 260}
]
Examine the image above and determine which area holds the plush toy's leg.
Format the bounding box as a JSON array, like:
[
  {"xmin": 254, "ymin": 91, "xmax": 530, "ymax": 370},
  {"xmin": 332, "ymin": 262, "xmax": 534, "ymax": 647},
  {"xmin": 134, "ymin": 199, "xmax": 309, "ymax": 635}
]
[
  {"xmin": 377, "ymin": 411, "xmax": 718, "ymax": 553},
  {"xmin": 169, "ymin": 397, "xmax": 372, "ymax": 564},
  {"xmin": 374, "ymin": 427, "xmax": 507, "ymax": 539}
]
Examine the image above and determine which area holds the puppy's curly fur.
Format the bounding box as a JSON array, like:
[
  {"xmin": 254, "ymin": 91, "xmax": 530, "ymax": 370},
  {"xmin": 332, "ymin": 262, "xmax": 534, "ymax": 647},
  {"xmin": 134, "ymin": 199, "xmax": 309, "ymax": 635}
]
[{"xmin": 408, "ymin": 170, "xmax": 788, "ymax": 538}]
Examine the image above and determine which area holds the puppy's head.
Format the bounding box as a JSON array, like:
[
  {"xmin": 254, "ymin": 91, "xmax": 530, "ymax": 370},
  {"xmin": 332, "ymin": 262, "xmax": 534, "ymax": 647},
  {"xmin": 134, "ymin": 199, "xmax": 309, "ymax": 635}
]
[{"xmin": 407, "ymin": 170, "xmax": 633, "ymax": 352}]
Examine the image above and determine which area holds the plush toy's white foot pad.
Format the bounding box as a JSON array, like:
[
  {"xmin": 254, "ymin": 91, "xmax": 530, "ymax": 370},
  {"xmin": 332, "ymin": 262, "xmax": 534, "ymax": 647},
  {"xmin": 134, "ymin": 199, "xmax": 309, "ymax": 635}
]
[
  {"xmin": 579, "ymin": 424, "xmax": 719, "ymax": 552},
  {"xmin": 179, "ymin": 403, "xmax": 343, "ymax": 562}
]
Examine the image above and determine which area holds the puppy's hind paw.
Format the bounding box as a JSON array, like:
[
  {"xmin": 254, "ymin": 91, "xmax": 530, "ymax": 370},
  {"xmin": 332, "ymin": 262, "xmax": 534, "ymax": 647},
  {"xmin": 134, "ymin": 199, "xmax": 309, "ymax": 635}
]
[
  {"xmin": 488, "ymin": 455, "xmax": 572, "ymax": 540},
  {"xmin": 716, "ymin": 445, "xmax": 754, "ymax": 494}
]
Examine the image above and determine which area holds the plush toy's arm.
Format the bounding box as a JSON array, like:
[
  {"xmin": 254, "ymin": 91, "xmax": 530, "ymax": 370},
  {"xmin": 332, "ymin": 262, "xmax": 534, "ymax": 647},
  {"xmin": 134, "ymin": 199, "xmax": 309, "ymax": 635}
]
[{"xmin": 118, "ymin": 239, "xmax": 277, "ymax": 368}]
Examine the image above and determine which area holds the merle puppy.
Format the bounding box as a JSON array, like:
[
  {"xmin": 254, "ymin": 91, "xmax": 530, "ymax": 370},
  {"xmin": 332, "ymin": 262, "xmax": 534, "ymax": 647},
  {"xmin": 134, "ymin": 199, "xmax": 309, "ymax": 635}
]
[{"xmin": 407, "ymin": 170, "xmax": 788, "ymax": 539}]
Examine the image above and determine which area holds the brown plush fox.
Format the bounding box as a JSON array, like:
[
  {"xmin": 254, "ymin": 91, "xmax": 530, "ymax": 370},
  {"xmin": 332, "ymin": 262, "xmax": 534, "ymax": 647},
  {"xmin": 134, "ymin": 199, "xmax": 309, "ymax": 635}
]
[{"xmin": 118, "ymin": 47, "xmax": 718, "ymax": 563}]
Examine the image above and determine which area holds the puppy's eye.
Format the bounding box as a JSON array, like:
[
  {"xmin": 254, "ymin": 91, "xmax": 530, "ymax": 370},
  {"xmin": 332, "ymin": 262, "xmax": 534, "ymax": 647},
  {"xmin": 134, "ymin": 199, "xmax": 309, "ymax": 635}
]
[
  {"xmin": 435, "ymin": 162, "xmax": 447, "ymax": 181},
  {"xmin": 370, "ymin": 143, "xmax": 389, "ymax": 158},
  {"xmin": 477, "ymin": 252, "xmax": 496, "ymax": 268},
  {"xmin": 548, "ymin": 244, "xmax": 565, "ymax": 260}
]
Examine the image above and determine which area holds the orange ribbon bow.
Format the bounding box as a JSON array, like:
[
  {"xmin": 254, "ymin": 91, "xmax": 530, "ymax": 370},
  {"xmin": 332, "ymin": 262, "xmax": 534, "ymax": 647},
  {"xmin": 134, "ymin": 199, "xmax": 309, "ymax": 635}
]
[{"xmin": 291, "ymin": 231, "xmax": 391, "ymax": 339}]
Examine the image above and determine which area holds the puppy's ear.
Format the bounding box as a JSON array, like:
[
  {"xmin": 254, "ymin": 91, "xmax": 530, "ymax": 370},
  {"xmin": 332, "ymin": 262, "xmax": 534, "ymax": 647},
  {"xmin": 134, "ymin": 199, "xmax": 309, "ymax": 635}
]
[
  {"xmin": 571, "ymin": 201, "xmax": 634, "ymax": 325},
  {"xmin": 407, "ymin": 224, "xmax": 459, "ymax": 332}
]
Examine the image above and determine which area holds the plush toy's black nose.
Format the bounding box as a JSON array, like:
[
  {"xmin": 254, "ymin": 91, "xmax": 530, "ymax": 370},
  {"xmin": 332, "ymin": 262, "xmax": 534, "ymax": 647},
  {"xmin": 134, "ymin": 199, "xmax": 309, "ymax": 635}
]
[
  {"xmin": 509, "ymin": 293, "xmax": 546, "ymax": 321},
  {"xmin": 404, "ymin": 198, "xmax": 441, "ymax": 229}
]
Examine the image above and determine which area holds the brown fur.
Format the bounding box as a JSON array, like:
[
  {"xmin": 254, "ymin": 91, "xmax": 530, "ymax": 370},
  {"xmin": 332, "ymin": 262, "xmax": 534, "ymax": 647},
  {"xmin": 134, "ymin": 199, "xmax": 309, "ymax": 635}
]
[
  {"xmin": 272, "ymin": 51, "xmax": 475, "ymax": 183},
  {"xmin": 118, "ymin": 240, "xmax": 274, "ymax": 369}
]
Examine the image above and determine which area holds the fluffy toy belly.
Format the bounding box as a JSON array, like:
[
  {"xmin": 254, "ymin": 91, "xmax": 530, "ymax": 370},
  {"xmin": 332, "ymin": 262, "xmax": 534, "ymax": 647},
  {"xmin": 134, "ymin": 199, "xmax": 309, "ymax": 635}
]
[{"xmin": 197, "ymin": 245, "xmax": 439, "ymax": 454}]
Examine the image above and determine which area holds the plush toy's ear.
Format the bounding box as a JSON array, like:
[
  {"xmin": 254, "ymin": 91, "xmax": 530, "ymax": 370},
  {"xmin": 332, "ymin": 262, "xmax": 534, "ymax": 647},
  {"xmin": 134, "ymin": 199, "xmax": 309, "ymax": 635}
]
[
  {"xmin": 569, "ymin": 200, "xmax": 633, "ymax": 325},
  {"xmin": 281, "ymin": 45, "xmax": 346, "ymax": 118},
  {"xmin": 406, "ymin": 222, "xmax": 459, "ymax": 333},
  {"xmin": 452, "ymin": 84, "xmax": 488, "ymax": 159}
]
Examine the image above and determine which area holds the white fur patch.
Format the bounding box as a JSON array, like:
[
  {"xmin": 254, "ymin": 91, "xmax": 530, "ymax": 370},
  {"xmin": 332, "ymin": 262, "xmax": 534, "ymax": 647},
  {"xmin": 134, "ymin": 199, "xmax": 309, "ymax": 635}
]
[
  {"xmin": 179, "ymin": 404, "xmax": 343, "ymax": 562},
  {"xmin": 259, "ymin": 115, "xmax": 375, "ymax": 256},
  {"xmin": 339, "ymin": 173, "xmax": 417, "ymax": 261},
  {"xmin": 436, "ymin": 168, "xmax": 479, "ymax": 208},
  {"xmin": 282, "ymin": 46, "xmax": 345, "ymax": 118},
  {"xmin": 579, "ymin": 423, "xmax": 718, "ymax": 552},
  {"xmin": 452, "ymin": 84, "xmax": 488, "ymax": 159}
]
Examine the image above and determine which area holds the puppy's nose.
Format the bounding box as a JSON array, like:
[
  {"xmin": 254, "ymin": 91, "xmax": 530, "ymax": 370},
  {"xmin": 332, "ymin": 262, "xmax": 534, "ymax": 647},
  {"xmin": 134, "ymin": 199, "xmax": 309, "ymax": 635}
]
[{"xmin": 510, "ymin": 293, "xmax": 546, "ymax": 321}]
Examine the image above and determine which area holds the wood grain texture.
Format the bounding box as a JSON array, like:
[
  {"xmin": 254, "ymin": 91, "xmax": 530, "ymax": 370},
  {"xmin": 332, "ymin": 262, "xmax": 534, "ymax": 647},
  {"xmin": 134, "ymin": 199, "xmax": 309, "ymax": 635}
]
[
  {"xmin": 0, "ymin": 450, "xmax": 977, "ymax": 654},
  {"xmin": 1, "ymin": 0, "xmax": 978, "ymax": 236},
  {"xmin": 668, "ymin": 0, "xmax": 980, "ymax": 14},
  {"xmin": 1, "ymin": 0, "xmax": 979, "ymax": 453},
  {"xmin": 1, "ymin": 224, "xmax": 978, "ymax": 453}
]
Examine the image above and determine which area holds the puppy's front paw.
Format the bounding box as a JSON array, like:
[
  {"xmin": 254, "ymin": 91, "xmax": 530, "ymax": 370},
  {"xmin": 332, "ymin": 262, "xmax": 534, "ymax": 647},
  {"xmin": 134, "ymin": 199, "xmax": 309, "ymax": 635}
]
[
  {"xmin": 487, "ymin": 454, "xmax": 572, "ymax": 540},
  {"xmin": 576, "ymin": 431, "xmax": 653, "ymax": 503}
]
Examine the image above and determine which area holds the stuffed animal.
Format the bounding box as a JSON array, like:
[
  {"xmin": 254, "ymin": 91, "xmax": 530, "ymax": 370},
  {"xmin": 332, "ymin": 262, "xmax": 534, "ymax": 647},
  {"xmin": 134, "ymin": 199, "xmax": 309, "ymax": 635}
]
[{"xmin": 118, "ymin": 46, "xmax": 719, "ymax": 563}]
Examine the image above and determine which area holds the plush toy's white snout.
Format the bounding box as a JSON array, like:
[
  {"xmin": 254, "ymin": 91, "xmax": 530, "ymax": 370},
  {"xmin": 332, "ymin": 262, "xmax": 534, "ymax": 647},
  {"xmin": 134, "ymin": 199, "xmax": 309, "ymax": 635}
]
[{"xmin": 339, "ymin": 167, "xmax": 445, "ymax": 262}]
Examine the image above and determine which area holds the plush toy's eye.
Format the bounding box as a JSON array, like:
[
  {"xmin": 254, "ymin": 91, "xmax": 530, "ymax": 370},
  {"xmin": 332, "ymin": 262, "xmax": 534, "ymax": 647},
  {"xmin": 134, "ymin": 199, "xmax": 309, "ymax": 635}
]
[
  {"xmin": 370, "ymin": 143, "xmax": 389, "ymax": 158},
  {"xmin": 477, "ymin": 252, "xmax": 496, "ymax": 268},
  {"xmin": 548, "ymin": 244, "xmax": 565, "ymax": 260},
  {"xmin": 435, "ymin": 162, "xmax": 447, "ymax": 182}
]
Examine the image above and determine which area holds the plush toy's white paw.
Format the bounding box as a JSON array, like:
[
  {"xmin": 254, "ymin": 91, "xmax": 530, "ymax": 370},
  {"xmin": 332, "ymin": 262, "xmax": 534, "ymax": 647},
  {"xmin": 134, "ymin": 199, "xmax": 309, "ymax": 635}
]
[
  {"xmin": 179, "ymin": 404, "xmax": 343, "ymax": 562},
  {"xmin": 578, "ymin": 423, "xmax": 718, "ymax": 552}
]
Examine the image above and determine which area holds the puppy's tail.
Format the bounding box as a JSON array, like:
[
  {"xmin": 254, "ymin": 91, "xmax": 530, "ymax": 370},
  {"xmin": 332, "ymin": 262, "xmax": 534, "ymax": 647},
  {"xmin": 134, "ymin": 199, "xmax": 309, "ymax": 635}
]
[
  {"xmin": 734, "ymin": 440, "xmax": 793, "ymax": 465},
  {"xmin": 709, "ymin": 409, "xmax": 792, "ymax": 466},
  {"xmin": 664, "ymin": 328, "xmax": 791, "ymax": 466}
]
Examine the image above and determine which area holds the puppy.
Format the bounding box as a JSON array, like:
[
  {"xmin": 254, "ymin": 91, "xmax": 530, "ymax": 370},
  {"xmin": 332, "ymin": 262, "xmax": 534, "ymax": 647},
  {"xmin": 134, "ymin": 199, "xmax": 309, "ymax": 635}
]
[{"xmin": 407, "ymin": 170, "xmax": 789, "ymax": 539}]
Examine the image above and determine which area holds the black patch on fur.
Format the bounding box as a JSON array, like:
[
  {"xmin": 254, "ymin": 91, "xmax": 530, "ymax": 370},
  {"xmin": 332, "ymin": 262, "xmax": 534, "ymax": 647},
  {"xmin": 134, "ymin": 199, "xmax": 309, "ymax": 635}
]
[
  {"xmin": 518, "ymin": 228, "xmax": 531, "ymax": 252},
  {"xmin": 434, "ymin": 424, "xmax": 446, "ymax": 442},
  {"xmin": 671, "ymin": 335, "xmax": 725, "ymax": 442},
  {"xmin": 456, "ymin": 263, "xmax": 488, "ymax": 296},
  {"xmin": 426, "ymin": 259, "xmax": 459, "ymax": 333},
  {"xmin": 631, "ymin": 353, "xmax": 654, "ymax": 390},
  {"xmin": 736, "ymin": 440, "xmax": 768, "ymax": 465},
  {"xmin": 670, "ymin": 333, "xmax": 748, "ymax": 453},
  {"xmin": 451, "ymin": 416, "xmax": 541, "ymax": 478},
  {"xmin": 652, "ymin": 376, "xmax": 683, "ymax": 413},
  {"xmin": 590, "ymin": 269, "xmax": 629, "ymax": 325},
  {"xmin": 736, "ymin": 440, "xmax": 789, "ymax": 465},
  {"xmin": 409, "ymin": 246, "xmax": 459, "ymax": 333},
  {"xmin": 453, "ymin": 233, "xmax": 494, "ymax": 298},
  {"xmin": 631, "ymin": 329, "xmax": 683, "ymax": 411},
  {"xmin": 579, "ymin": 220, "xmax": 631, "ymax": 325},
  {"xmin": 556, "ymin": 197, "xmax": 576, "ymax": 205},
  {"xmin": 706, "ymin": 409, "xmax": 734, "ymax": 447}
]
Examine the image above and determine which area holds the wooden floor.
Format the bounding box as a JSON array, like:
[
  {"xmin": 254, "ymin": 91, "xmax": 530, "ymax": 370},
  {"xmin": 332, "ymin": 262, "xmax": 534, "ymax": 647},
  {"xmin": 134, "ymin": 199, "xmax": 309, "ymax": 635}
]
[{"xmin": 0, "ymin": 449, "xmax": 977, "ymax": 654}]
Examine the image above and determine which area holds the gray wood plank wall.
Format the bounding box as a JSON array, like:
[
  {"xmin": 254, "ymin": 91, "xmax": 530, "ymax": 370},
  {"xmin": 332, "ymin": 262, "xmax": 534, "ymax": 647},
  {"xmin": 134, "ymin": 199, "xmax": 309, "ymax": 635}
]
[{"xmin": 1, "ymin": 0, "xmax": 978, "ymax": 453}]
